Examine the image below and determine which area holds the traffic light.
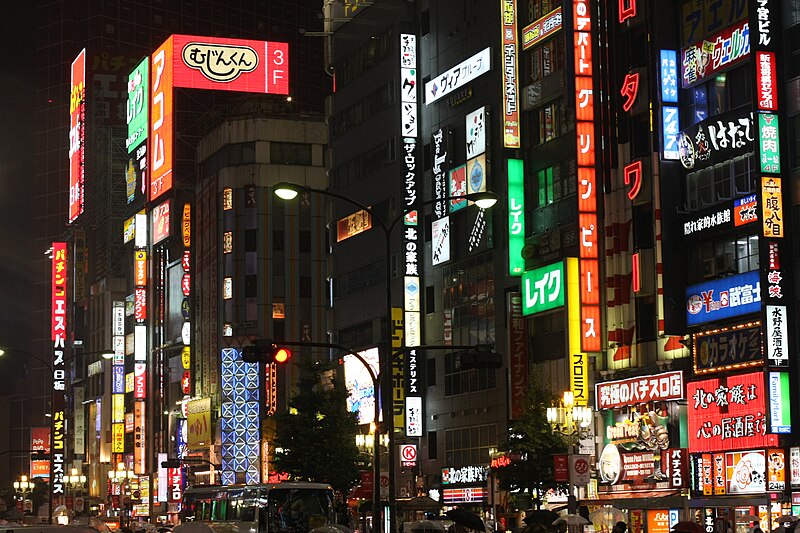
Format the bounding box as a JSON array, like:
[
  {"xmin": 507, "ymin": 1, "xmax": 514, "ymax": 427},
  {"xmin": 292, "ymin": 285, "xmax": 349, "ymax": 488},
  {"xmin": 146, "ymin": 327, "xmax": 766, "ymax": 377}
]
[
  {"xmin": 240, "ymin": 343, "xmax": 292, "ymax": 364},
  {"xmin": 458, "ymin": 346, "xmax": 502, "ymax": 370}
]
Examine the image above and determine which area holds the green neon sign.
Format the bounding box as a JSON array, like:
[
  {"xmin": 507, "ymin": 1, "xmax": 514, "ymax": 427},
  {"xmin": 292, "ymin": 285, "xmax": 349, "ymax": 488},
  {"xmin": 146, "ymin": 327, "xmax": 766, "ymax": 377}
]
[
  {"xmin": 508, "ymin": 159, "xmax": 525, "ymax": 276},
  {"xmin": 759, "ymin": 113, "xmax": 780, "ymax": 174},
  {"xmin": 521, "ymin": 261, "xmax": 564, "ymax": 316},
  {"xmin": 126, "ymin": 58, "xmax": 149, "ymax": 154}
]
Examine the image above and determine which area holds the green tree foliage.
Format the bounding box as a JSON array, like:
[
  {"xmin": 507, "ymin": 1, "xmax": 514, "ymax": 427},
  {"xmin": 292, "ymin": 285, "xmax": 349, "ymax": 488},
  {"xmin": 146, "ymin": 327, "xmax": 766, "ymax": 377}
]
[
  {"xmin": 273, "ymin": 359, "xmax": 364, "ymax": 495},
  {"xmin": 493, "ymin": 381, "xmax": 568, "ymax": 501}
]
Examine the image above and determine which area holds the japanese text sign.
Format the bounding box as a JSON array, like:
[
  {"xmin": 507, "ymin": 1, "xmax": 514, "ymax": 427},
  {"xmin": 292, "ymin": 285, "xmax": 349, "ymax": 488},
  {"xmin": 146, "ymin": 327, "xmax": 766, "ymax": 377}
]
[
  {"xmin": 521, "ymin": 261, "xmax": 564, "ymax": 315},
  {"xmin": 595, "ymin": 370, "xmax": 683, "ymax": 410},
  {"xmin": 686, "ymin": 270, "xmax": 761, "ymax": 326},
  {"xmin": 681, "ymin": 20, "xmax": 750, "ymax": 88}
]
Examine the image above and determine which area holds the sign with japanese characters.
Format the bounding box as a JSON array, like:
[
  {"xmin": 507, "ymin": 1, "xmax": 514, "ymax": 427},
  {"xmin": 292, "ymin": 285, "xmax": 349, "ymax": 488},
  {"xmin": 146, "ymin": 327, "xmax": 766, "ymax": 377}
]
[
  {"xmin": 761, "ymin": 176, "xmax": 783, "ymax": 237},
  {"xmin": 521, "ymin": 261, "xmax": 564, "ymax": 315},
  {"xmin": 507, "ymin": 293, "xmax": 527, "ymax": 419},
  {"xmin": 687, "ymin": 372, "xmax": 778, "ymax": 452},
  {"xmin": 574, "ymin": 0, "xmax": 600, "ymax": 352},
  {"xmin": 662, "ymin": 105, "xmax": 680, "ymax": 160},
  {"xmin": 465, "ymin": 107, "xmax": 486, "ymax": 159},
  {"xmin": 678, "ymin": 109, "xmax": 754, "ymax": 171},
  {"xmin": 522, "ymin": 6, "xmax": 562, "ymax": 50},
  {"xmin": 50, "ymin": 242, "xmax": 68, "ymax": 498},
  {"xmin": 595, "ymin": 371, "xmax": 684, "ymax": 410},
  {"xmin": 693, "ymin": 323, "xmax": 762, "ymax": 373},
  {"xmin": 127, "ymin": 57, "xmax": 149, "ymax": 153},
  {"xmin": 69, "ymin": 50, "xmax": 86, "ymax": 223},
  {"xmin": 660, "ymin": 50, "xmax": 678, "ymax": 103},
  {"xmin": 758, "ymin": 114, "xmax": 781, "ymax": 173},
  {"xmin": 756, "ymin": 52, "xmax": 777, "ymax": 110},
  {"xmin": 725, "ymin": 449, "xmax": 766, "ymax": 493},
  {"xmin": 765, "ymin": 305, "xmax": 787, "ymax": 365},
  {"xmin": 507, "ymin": 159, "xmax": 525, "ymax": 276},
  {"xmin": 442, "ymin": 465, "xmax": 489, "ymax": 484},
  {"xmin": 501, "ymin": 0, "xmax": 520, "ymax": 148},
  {"xmin": 663, "ymin": 448, "xmax": 688, "ymax": 489},
  {"xmin": 680, "ymin": 20, "xmax": 750, "ymax": 88},
  {"xmin": 685, "ymin": 270, "xmax": 761, "ymax": 326},
  {"xmin": 400, "ymin": 33, "xmax": 418, "ymax": 137},
  {"xmin": 734, "ymin": 194, "xmax": 758, "ymax": 226},
  {"xmin": 425, "ymin": 47, "xmax": 491, "ymax": 105}
]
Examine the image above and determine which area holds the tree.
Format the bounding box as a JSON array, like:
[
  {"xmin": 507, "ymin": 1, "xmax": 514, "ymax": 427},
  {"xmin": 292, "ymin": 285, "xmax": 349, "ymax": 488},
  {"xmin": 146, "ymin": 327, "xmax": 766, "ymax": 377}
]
[
  {"xmin": 493, "ymin": 380, "xmax": 568, "ymax": 505},
  {"xmin": 272, "ymin": 359, "xmax": 365, "ymax": 495}
]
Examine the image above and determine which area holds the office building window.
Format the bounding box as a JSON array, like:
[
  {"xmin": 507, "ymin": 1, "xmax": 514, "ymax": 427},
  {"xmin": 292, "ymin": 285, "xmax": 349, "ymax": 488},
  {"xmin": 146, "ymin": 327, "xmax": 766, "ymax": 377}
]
[{"xmin": 445, "ymin": 424, "xmax": 497, "ymax": 466}]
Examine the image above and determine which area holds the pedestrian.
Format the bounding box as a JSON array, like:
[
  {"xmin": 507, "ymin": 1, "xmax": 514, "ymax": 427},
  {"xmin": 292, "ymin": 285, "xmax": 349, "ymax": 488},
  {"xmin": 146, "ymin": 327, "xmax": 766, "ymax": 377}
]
[{"xmin": 612, "ymin": 522, "xmax": 627, "ymax": 533}]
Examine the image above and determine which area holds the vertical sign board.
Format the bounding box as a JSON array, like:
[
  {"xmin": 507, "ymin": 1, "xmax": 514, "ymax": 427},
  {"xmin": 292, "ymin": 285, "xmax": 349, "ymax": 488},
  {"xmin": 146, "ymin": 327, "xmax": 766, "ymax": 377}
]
[
  {"xmin": 400, "ymin": 33, "xmax": 422, "ymax": 437},
  {"xmin": 566, "ymin": 258, "xmax": 589, "ymax": 406},
  {"xmin": 768, "ymin": 372, "xmax": 791, "ymax": 434},
  {"xmin": 752, "ymin": 0, "xmax": 792, "ymax": 380},
  {"xmin": 501, "ymin": 0, "xmax": 520, "ymax": 148},
  {"xmin": 50, "ymin": 242, "xmax": 68, "ymax": 503},
  {"xmin": 127, "ymin": 58, "xmax": 149, "ymax": 154},
  {"xmin": 659, "ymin": 50, "xmax": 680, "ymax": 160},
  {"xmin": 507, "ymin": 159, "xmax": 525, "ymax": 275},
  {"xmin": 391, "ymin": 308, "xmax": 406, "ymax": 432},
  {"xmin": 573, "ymin": 0, "xmax": 601, "ymax": 353},
  {"xmin": 69, "ymin": 49, "xmax": 86, "ymax": 223},
  {"xmin": 507, "ymin": 293, "xmax": 527, "ymax": 419},
  {"xmin": 150, "ymin": 34, "xmax": 290, "ymax": 200}
]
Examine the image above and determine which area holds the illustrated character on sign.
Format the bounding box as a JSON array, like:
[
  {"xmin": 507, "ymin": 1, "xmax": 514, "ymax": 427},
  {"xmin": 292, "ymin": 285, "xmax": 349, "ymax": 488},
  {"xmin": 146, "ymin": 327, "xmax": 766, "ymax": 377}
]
[{"xmin": 638, "ymin": 409, "xmax": 669, "ymax": 481}]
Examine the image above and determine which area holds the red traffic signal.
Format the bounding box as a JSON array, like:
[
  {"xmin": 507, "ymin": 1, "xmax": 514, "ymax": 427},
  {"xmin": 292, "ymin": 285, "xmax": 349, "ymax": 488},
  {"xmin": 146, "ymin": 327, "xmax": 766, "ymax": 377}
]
[
  {"xmin": 272, "ymin": 346, "xmax": 291, "ymax": 364},
  {"xmin": 240, "ymin": 343, "xmax": 292, "ymax": 364}
]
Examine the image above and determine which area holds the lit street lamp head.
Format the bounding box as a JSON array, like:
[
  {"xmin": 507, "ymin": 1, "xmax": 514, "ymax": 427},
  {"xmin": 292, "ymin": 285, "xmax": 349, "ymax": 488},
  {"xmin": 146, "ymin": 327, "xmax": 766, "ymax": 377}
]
[
  {"xmin": 466, "ymin": 191, "xmax": 498, "ymax": 209},
  {"xmin": 274, "ymin": 181, "xmax": 304, "ymax": 200}
]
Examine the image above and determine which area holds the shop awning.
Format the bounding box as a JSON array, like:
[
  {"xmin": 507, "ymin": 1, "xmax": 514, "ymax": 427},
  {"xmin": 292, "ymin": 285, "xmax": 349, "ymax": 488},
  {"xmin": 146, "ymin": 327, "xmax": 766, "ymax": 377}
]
[{"xmin": 582, "ymin": 490, "xmax": 686, "ymax": 510}]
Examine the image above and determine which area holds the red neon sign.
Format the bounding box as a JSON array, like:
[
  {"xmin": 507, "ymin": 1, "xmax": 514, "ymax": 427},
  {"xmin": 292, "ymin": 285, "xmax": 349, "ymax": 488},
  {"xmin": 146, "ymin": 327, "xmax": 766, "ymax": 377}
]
[
  {"xmin": 756, "ymin": 51, "xmax": 777, "ymax": 111},
  {"xmin": 624, "ymin": 160, "xmax": 642, "ymax": 200},
  {"xmin": 618, "ymin": 0, "xmax": 637, "ymax": 23},
  {"xmin": 69, "ymin": 50, "xmax": 86, "ymax": 222},
  {"xmin": 632, "ymin": 252, "xmax": 640, "ymax": 292},
  {"xmin": 620, "ymin": 72, "xmax": 640, "ymax": 112}
]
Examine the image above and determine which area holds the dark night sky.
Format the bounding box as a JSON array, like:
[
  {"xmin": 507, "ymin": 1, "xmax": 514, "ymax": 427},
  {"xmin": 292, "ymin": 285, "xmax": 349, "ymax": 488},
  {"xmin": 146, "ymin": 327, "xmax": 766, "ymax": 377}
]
[{"xmin": 0, "ymin": 2, "xmax": 36, "ymax": 352}]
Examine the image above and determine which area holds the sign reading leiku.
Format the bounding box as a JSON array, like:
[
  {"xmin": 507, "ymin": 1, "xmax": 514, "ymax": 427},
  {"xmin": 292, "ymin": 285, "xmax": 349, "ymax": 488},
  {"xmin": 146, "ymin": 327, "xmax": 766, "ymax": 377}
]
[{"xmin": 595, "ymin": 371, "xmax": 683, "ymax": 410}]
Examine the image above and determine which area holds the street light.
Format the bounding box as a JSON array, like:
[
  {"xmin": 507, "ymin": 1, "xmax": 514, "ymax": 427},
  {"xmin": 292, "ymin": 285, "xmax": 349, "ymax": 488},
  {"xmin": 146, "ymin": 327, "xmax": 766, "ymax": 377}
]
[
  {"xmin": 13, "ymin": 474, "xmax": 34, "ymax": 515},
  {"xmin": 274, "ymin": 181, "xmax": 498, "ymax": 533},
  {"xmin": 108, "ymin": 463, "xmax": 135, "ymax": 527},
  {"xmin": 66, "ymin": 468, "xmax": 86, "ymax": 514},
  {"xmin": 547, "ymin": 390, "xmax": 593, "ymax": 514}
]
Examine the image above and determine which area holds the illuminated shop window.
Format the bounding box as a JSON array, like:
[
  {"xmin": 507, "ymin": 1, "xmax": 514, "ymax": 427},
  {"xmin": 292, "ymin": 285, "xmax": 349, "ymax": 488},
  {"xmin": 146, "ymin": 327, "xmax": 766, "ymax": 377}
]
[
  {"xmin": 223, "ymin": 277, "xmax": 233, "ymax": 299},
  {"xmin": 222, "ymin": 324, "xmax": 232, "ymax": 337},
  {"xmin": 223, "ymin": 188, "xmax": 233, "ymax": 210},
  {"xmin": 272, "ymin": 302, "xmax": 285, "ymax": 319}
]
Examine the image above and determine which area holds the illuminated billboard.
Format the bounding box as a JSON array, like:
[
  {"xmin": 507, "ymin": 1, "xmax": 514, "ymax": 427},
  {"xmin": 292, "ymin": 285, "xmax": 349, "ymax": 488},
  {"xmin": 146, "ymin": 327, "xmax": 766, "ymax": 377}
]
[
  {"xmin": 127, "ymin": 58, "xmax": 149, "ymax": 153},
  {"xmin": 680, "ymin": 20, "xmax": 750, "ymax": 88},
  {"xmin": 221, "ymin": 348, "xmax": 261, "ymax": 485},
  {"xmin": 69, "ymin": 49, "xmax": 86, "ymax": 222},
  {"xmin": 521, "ymin": 261, "xmax": 564, "ymax": 315},
  {"xmin": 344, "ymin": 347, "xmax": 381, "ymax": 424},
  {"xmin": 149, "ymin": 34, "xmax": 290, "ymax": 200},
  {"xmin": 522, "ymin": 7, "xmax": 562, "ymax": 50},
  {"xmin": 685, "ymin": 270, "xmax": 761, "ymax": 326},
  {"xmin": 50, "ymin": 242, "xmax": 68, "ymax": 498},
  {"xmin": 687, "ymin": 372, "xmax": 778, "ymax": 452},
  {"xmin": 507, "ymin": 159, "xmax": 525, "ymax": 276},
  {"xmin": 500, "ymin": 0, "xmax": 520, "ymax": 148}
]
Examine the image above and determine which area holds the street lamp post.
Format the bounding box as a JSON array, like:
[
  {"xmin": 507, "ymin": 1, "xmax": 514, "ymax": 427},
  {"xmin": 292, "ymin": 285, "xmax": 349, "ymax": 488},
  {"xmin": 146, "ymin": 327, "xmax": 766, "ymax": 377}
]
[
  {"xmin": 66, "ymin": 468, "xmax": 86, "ymax": 515},
  {"xmin": 274, "ymin": 181, "xmax": 498, "ymax": 533},
  {"xmin": 13, "ymin": 475, "xmax": 34, "ymax": 516},
  {"xmin": 108, "ymin": 463, "xmax": 135, "ymax": 527},
  {"xmin": 546, "ymin": 390, "xmax": 593, "ymax": 514}
]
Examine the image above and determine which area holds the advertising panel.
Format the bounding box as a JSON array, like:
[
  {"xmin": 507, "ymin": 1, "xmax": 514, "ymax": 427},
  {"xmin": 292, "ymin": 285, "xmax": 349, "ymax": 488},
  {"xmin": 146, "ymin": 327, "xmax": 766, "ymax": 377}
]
[
  {"xmin": 685, "ymin": 270, "xmax": 761, "ymax": 326},
  {"xmin": 566, "ymin": 258, "xmax": 588, "ymax": 405},
  {"xmin": 660, "ymin": 50, "xmax": 678, "ymax": 103},
  {"xmin": 127, "ymin": 58, "xmax": 149, "ymax": 153},
  {"xmin": 756, "ymin": 51, "xmax": 777, "ymax": 111},
  {"xmin": 725, "ymin": 449, "xmax": 765, "ymax": 494},
  {"xmin": 220, "ymin": 347, "xmax": 261, "ymax": 484},
  {"xmin": 521, "ymin": 261, "xmax": 564, "ymax": 316},
  {"xmin": 344, "ymin": 347, "xmax": 380, "ymax": 424},
  {"xmin": 150, "ymin": 37, "xmax": 174, "ymax": 201},
  {"xmin": 50, "ymin": 242, "xmax": 68, "ymax": 498},
  {"xmin": 187, "ymin": 397, "xmax": 211, "ymax": 449},
  {"xmin": 172, "ymin": 34, "xmax": 288, "ymax": 94},
  {"xmin": 759, "ymin": 114, "xmax": 781, "ymax": 173},
  {"xmin": 31, "ymin": 427, "xmax": 50, "ymax": 478},
  {"xmin": 69, "ymin": 49, "xmax": 86, "ymax": 223},
  {"xmin": 465, "ymin": 107, "xmax": 486, "ymax": 159},
  {"xmin": 687, "ymin": 372, "xmax": 778, "ymax": 452},
  {"xmin": 336, "ymin": 209, "xmax": 371, "ymax": 243},
  {"xmin": 680, "ymin": 20, "xmax": 750, "ymax": 88},
  {"xmin": 507, "ymin": 293, "xmax": 527, "ymax": 419},
  {"xmin": 765, "ymin": 305, "xmax": 788, "ymax": 366},
  {"xmin": 678, "ymin": 110, "xmax": 754, "ymax": 171},
  {"xmin": 662, "ymin": 105, "xmax": 680, "ymax": 160},
  {"xmin": 134, "ymin": 401, "xmax": 146, "ymax": 474},
  {"xmin": 500, "ymin": 0, "xmax": 520, "ymax": 148},
  {"xmin": 152, "ymin": 199, "xmax": 171, "ymax": 244},
  {"xmin": 768, "ymin": 372, "xmax": 791, "ymax": 434},
  {"xmin": 761, "ymin": 176, "xmax": 783, "ymax": 237},
  {"xmin": 693, "ymin": 323, "xmax": 762, "ymax": 373},
  {"xmin": 431, "ymin": 217, "xmax": 450, "ymax": 265},
  {"xmin": 522, "ymin": 7, "xmax": 562, "ymax": 50},
  {"xmin": 112, "ymin": 423, "xmax": 124, "ymax": 453},
  {"xmin": 595, "ymin": 371, "xmax": 683, "ymax": 410},
  {"xmin": 507, "ymin": 159, "xmax": 525, "ymax": 276},
  {"xmin": 425, "ymin": 47, "xmax": 492, "ymax": 104}
]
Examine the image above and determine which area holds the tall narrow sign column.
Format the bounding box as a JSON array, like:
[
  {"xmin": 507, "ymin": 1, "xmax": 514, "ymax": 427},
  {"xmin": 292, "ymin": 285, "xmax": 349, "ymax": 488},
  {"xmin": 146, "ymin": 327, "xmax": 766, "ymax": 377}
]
[{"xmin": 50, "ymin": 242, "xmax": 69, "ymax": 520}]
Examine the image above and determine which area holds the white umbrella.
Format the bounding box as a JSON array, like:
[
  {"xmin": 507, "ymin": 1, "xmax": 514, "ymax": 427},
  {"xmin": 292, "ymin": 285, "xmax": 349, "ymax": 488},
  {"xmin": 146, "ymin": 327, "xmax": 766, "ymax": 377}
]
[
  {"xmin": 554, "ymin": 515, "xmax": 590, "ymax": 526},
  {"xmin": 406, "ymin": 520, "xmax": 446, "ymax": 533}
]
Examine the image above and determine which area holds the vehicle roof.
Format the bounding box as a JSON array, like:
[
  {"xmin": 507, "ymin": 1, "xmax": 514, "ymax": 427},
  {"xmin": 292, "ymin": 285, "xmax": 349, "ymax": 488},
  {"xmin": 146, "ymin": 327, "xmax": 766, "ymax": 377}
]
[{"xmin": 183, "ymin": 481, "xmax": 333, "ymax": 494}]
